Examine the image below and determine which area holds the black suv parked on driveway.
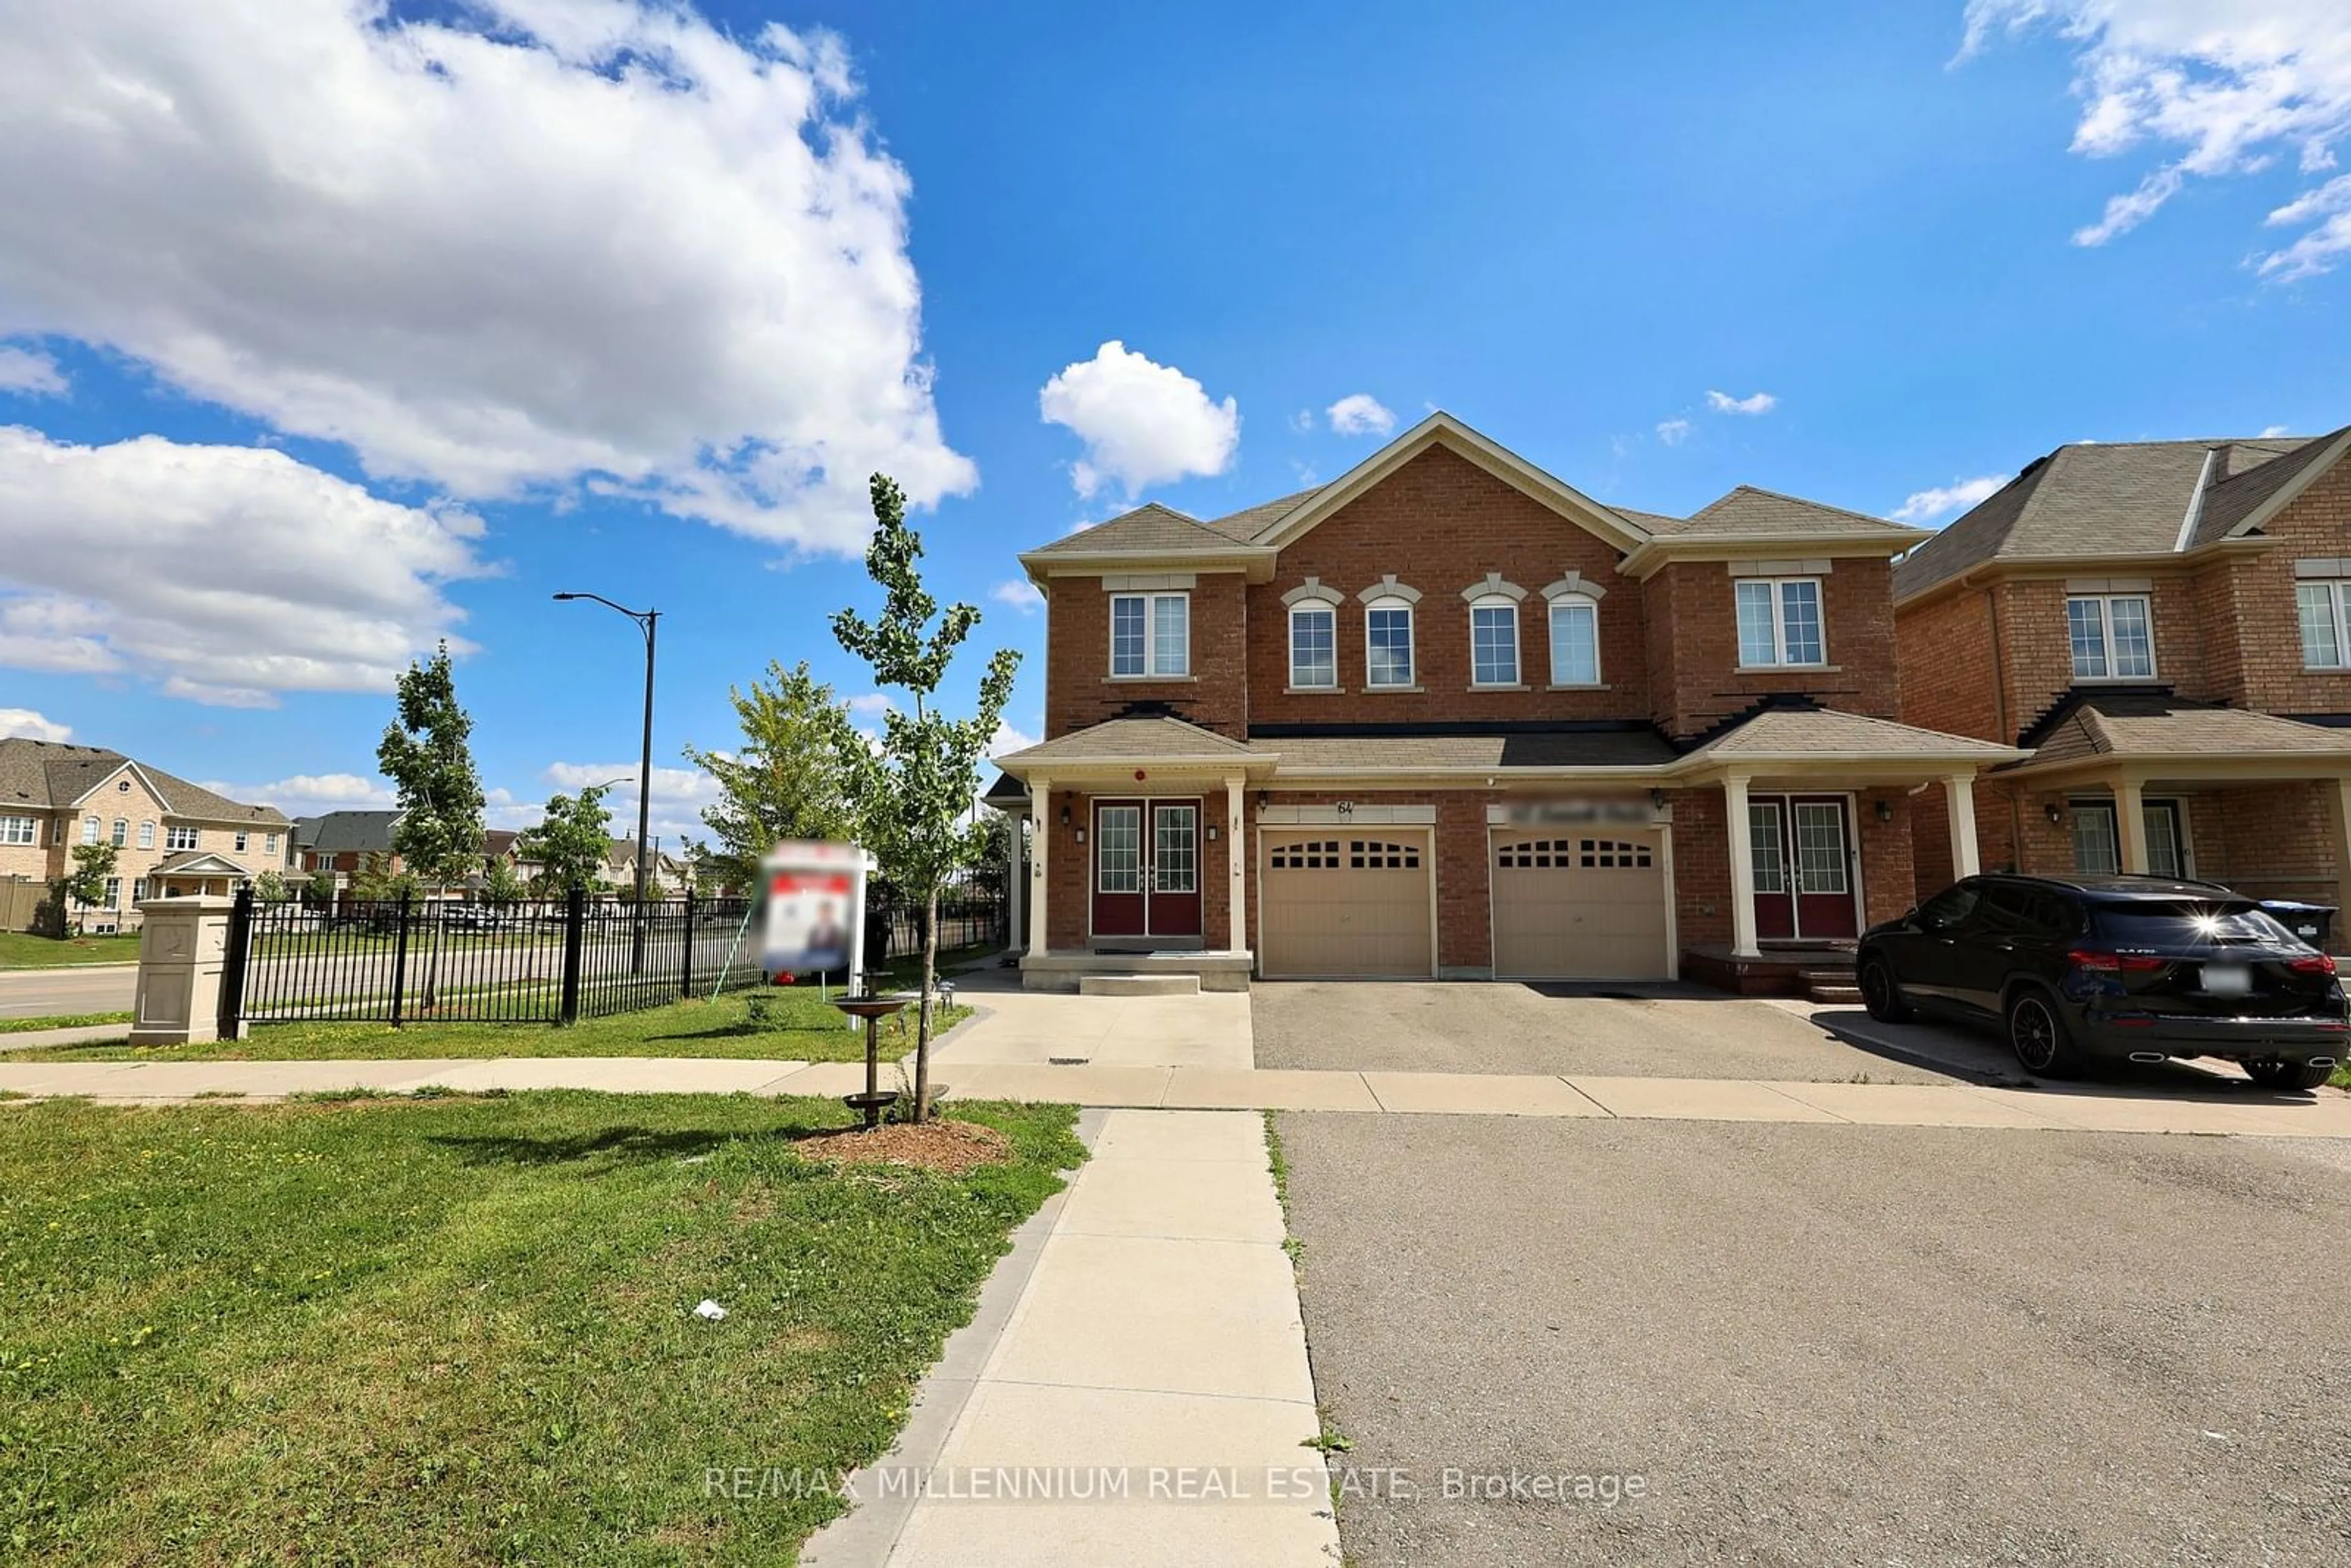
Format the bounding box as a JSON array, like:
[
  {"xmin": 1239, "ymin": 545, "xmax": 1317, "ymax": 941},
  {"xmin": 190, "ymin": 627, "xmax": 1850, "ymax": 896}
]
[{"xmin": 1857, "ymin": 873, "xmax": 2347, "ymax": 1089}]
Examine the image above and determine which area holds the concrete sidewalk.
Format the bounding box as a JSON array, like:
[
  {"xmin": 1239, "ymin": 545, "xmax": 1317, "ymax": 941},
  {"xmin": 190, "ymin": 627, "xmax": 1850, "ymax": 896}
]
[
  {"xmin": 4, "ymin": 1054, "xmax": 2348, "ymax": 1138},
  {"xmin": 805, "ymin": 1109, "xmax": 1340, "ymax": 1567}
]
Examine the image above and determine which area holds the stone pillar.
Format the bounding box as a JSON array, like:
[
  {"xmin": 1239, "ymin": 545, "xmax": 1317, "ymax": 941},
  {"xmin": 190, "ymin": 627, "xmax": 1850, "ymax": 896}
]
[
  {"xmin": 1724, "ymin": 775, "xmax": 1760, "ymax": 959},
  {"xmin": 1027, "ymin": 776, "xmax": 1051, "ymax": 956},
  {"xmin": 129, "ymin": 895, "xmax": 238, "ymax": 1046},
  {"xmin": 1945, "ymin": 773, "xmax": 1981, "ymax": 880},
  {"xmin": 2114, "ymin": 777, "xmax": 2149, "ymax": 874},
  {"xmin": 1225, "ymin": 772, "xmax": 1246, "ymax": 956}
]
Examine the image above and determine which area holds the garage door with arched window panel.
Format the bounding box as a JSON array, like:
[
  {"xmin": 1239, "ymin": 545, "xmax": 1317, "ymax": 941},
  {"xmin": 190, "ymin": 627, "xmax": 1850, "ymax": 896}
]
[
  {"xmin": 1259, "ymin": 830, "xmax": 1433, "ymax": 978},
  {"xmin": 1490, "ymin": 829, "xmax": 1670, "ymax": 979}
]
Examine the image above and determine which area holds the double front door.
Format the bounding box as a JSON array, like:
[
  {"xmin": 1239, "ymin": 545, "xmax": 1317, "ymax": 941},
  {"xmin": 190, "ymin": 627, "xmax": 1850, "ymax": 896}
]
[
  {"xmin": 1091, "ymin": 797, "xmax": 1202, "ymax": 940},
  {"xmin": 1749, "ymin": 793, "xmax": 1859, "ymax": 941}
]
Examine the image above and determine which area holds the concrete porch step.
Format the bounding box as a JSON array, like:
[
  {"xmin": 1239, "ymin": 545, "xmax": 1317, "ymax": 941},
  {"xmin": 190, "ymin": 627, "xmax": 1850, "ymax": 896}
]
[
  {"xmin": 1798, "ymin": 966, "xmax": 1862, "ymax": 1005},
  {"xmin": 1079, "ymin": 973, "xmax": 1201, "ymax": 997}
]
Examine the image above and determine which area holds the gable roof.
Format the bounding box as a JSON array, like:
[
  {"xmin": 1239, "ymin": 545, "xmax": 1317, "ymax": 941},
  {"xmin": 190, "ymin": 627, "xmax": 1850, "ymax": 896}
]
[
  {"xmin": 1027, "ymin": 502, "xmax": 1241, "ymax": 558},
  {"xmin": 1659, "ymin": 486, "xmax": 1923, "ymax": 542},
  {"xmin": 993, "ymin": 716, "xmax": 1274, "ymax": 773},
  {"xmin": 296, "ymin": 809, "xmax": 403, "ymax": 852},
  {"xmin": 0, "ymin": 738, "xmax": 288, "ymax": 825},
  {"xmin": 2011, "ymin": 689, "xmax": 2351, "ymax": 771},
  {"xmin": 1894, "ymin": 427, "xmax": 2351, "ymax": 602}
]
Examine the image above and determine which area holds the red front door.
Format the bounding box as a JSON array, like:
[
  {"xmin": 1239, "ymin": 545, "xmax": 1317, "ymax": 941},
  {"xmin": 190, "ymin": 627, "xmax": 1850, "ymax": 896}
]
[
  {"xmin": 1748, "ymin": 795, "xmax": 1858, "ymax": 942},
  {"xmin": 1090, "ymin": 798, "xmax": 1202, "ymax": 941}
]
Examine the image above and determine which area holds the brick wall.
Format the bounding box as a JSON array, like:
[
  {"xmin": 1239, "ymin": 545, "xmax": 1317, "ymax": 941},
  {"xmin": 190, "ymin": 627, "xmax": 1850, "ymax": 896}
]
[
  {"xmin": 1857, "ymin": 790, "xmax": 1915, "ymax": 927},
  {"xmin": 1895, "ymin": 587, "xmax": 2005, "ymax": 741},
  {"xmin": 1647, "ymin": 559, "xmax": 1902, "ymax": 740},
  {"xmin": 1247, "ymin": 447, "xmax": 1651, "ymax": 726},
  {"xmin": 1035, "ymin": 785, "xmax": 1234, "ymax": 950},
  {"xmin": 2212, "ymin": 457, "xmax": 2351, "ymax": 714},
  {"xmin": 1043, "ymin": 572, "xmax": 1251, "ymax": 741},
  {"xmin": 1667, "ymin": 787, "xmax": 1731, "ymax": 946}
]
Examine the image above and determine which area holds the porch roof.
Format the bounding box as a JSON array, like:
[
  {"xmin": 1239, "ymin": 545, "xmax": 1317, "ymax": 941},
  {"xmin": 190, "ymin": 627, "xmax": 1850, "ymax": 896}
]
[
  {"xmin": 1670, "ymin": 706, "xmax": 2024, "ymax": 782},
  {"xmin": 993, "ymin": 716, "xmax": 1276, "ymax": 779},
  {"xmin": 152, "ymin": 851, "xmax": 252, "ymax": 877},
  {"xmin": 1269, "ymin": 729, "xmax": 1677, "ymax": 774},
  {"xmin": 2001, "ymin": 694, "xmax": 2351, "ymax": 781}
]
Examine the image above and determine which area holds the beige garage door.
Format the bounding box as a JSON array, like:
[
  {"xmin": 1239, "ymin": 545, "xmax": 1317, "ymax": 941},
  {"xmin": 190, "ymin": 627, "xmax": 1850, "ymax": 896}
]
[
  {"xmin": 1490, "ymin": 830, "xmax": 1670, "ymax": 980},
  {"xmin": 1259, "ymin": 830, "xmax": 1433, "ymax": 978}
]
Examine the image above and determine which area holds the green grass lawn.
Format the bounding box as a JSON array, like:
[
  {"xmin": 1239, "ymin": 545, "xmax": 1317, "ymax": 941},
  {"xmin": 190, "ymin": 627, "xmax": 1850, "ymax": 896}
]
[
  {"xmin": 0, "ymin": 932, "xmax": 142, "ymax": 969},
  {"xmin": 8, "ymin": 988, "xmax": 972, "ymax": 1064},
  {"xmin": 0, "ymin": 1090, "xmax": 1084, "ymax": 1564},
  {"xmin": 0, "ymin": 1012, "xmax": 132, "ymax": 1035}
]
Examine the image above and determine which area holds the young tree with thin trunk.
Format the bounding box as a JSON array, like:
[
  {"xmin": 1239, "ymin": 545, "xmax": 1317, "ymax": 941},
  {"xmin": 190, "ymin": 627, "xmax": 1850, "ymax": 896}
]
[
  {"xmin": 378, "ymin": 640, "xmax": 487, "ymax": 1006},
  {"xmin": 682, "ymin": 661, "xmax": 858, "ymax": 891},
  {"xmin": 830, "ymin": 474, "xmax": 1019, "ymax": 1122}
]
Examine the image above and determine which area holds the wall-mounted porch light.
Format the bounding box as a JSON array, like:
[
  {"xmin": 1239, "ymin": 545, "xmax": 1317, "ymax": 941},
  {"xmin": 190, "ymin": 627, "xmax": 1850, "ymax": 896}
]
[{"xmin": 2045, "ymin": 801, "xmax": 2064, "ymax": 825}]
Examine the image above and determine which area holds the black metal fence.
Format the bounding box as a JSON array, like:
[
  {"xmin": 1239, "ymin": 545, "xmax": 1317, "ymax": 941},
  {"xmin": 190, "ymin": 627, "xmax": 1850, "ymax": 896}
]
[
  {"xmin": 222, "ymin": 889, "xmax": 764, "ymax": 1031},
  {"xmin": 870, "ymin": 871, "xmax": 1011, "ymax": 962}
]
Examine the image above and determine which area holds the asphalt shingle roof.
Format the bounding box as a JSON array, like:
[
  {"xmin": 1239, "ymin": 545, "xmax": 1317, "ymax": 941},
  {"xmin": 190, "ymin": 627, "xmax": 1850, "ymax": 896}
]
[
  {"xmin": 1657, "ymin": 486, "xmax": 1921, "ymax": 541},
  {"xmin": 1264, "ymin": 731, "xmax": 1677, "ymax": 770},
  {"xmin": 1686, "ymin": 708, "xmax": 2017, "ymax": 759},
  {"xmin": 0, "ymin": 739, "xmax": 288, "ymax": 825},
  {"xmin": 2019, "ymin": 694, "xmax": 2351, "ymax": 769},
  {"xmin": 1894, "ymin": 430, "xmax": 2349, "ymax": 600},
  {"xmin": 293, "ymin": 809, "xmax": 402, "ymax": 852},
  {"xmin": 1027, "ymin": 504, "xmax": 1245, "ymax": 557},
  {"xmin": 996, "ymin": 717, "xmax": 1270, "ymax": 767}
]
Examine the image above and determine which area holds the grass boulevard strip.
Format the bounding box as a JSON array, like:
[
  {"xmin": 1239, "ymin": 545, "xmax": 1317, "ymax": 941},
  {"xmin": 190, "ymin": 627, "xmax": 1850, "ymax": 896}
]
[{"xmin": 0, "ymin": 1090, "xmax": 1086, "ymax": 1564}]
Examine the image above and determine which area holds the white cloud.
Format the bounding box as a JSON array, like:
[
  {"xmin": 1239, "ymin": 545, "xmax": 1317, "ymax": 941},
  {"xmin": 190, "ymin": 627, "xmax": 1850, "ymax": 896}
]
[
  {"xmin": 845, "ymin": 692, "xmax": 896, "ymax": 718},
  {"xmin": 1039, "ymin": 341, "xmax": 1239, "ymax": 498},
  {"xmin": 2262, "ymin": 422, "xmax": 2295, "ymax": 436},
  {"xmin": 0, "ymin": 2, "xmax": 972, "ymax": 550},
  {"xmin": 0, "ymin": 428, "xmax": 486, "ymax": 704},
  {"xmin": 0, "ymin": 707, "xmax": 70, "ymax": 742},
  {"xmin": 1655, "ymin": 418, "xmax": 1692, "ymax": 446},
  {"xmin": 200, "ymin": 771, "xmax": 397, "ymax": 819},
  {"xmin": 541, "ymin": 760, "xmax": 720, "ymax": 843},
  {"xmin": 1706, "ymin": 389, "xmax": 1777, "ymax": 416},
  {"xmin": 1326, "ymin": 394, "xmax": 1397, "ymax": 438},
  {"xmin": 1288, "ymin": 408, "xmax": 1316, "ymax": 435},
  {"xmin": 0, "ymin": 346, "xmax": 64, "ymax": 396},
  {"xmin": 989, "ymin": 579, "xmax": 1045, "ymax": 615},
  {"xmin": 1891, "ymin": 473, "xmax": 2012, "ymax": 523},
  {"xmin": 1960, "ymin": 1, "xmax": 2351, "ymax": 276}
]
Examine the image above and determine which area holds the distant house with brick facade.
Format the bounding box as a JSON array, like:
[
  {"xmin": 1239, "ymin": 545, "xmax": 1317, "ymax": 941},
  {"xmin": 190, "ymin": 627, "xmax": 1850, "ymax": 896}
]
[
  {"xmin": 0, "ymin": 738, "xmax": 288, "ymax": 931},
  {"xmin": 1894, "ymin": 425, "xmax": 2351, "ymax": 937},
  {"xmin": 985, "ymin": 411, "xmax": 2019, "ymax": 991}
]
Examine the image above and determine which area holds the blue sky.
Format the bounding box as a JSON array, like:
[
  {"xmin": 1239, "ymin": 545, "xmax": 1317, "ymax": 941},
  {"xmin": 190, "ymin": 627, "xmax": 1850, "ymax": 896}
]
[{"xmin": 2, "ymin": 0, "xmax": 2347, "ymax": 842}]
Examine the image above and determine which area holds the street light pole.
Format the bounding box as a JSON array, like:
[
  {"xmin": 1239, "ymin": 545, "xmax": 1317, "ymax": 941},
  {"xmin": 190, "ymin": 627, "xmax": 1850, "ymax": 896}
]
[{"xmin": 553, "ymin": 593, "xmax": 661, "ymax": 966}]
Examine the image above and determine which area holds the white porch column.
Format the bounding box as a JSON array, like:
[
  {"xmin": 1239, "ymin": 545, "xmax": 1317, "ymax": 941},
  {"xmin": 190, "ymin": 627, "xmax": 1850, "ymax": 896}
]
[
  {"xmin": 1027, "ymin": 776, "xmax": 1051, "ymax": 955},
  {"xmin": 2113, "ymin": 776, "xmax": 2149, "ymax": 874},
  {"xmin": 1724, "ymin": 774, "xmax": 1760, "ymax": 959},
  {"xmin": 1944, "ymin": 773, "xmax": 1981, "ymax": 879},
  {"xmin": 1005, "ymin": 800, "xmax": 1026, "ymax": 953},
  {"xmin": 1224, "ymin": 773, "xmax": 1246, "ymax": 955}
]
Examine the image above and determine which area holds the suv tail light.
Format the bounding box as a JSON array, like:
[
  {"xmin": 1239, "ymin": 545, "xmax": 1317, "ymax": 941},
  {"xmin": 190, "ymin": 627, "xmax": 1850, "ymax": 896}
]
[
  {"xmin": 2289, "ymin": 952, "xmax": 2338, "ymax": 976},
  {"xmin": 2068, "ymin": 948, "xmax": 2165, "ymax": 973}
]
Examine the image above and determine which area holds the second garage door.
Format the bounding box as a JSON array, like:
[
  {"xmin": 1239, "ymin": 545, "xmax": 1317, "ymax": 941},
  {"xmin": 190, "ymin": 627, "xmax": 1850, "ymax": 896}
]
[
  {"xmin": 1490, "ymin": 830, "xmax": 1670, "ymax": 980},
  {"xmin": 1259, "ymin": 830, "xmax": 1433, "ymax": 978}
]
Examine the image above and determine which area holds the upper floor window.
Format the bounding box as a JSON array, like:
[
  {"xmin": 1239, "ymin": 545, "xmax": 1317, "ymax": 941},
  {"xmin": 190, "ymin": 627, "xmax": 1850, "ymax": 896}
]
[
  {"xmin": 266, "ymin": 832, "xmax": 280, "ymax": 855},
  {"xmin": 167, "ymin": 825, "xmax": 200, "ymax": 852},
  {"xmin": 1109, "ymin": 592, "xmax": 1188, "ymax": 677},
  {"xmin": 1365, "ymin": 598, "xmax": 1415, "ymax": 688},
  {"xmin": 0, "ymin": 816, "xmax": 34, "ymax": 846},
  {"xmin": 138, "ymin": 820, "xmax": 155, "ymax": 849},
  {"xmin": 110, "ymin": 819, "xmax": 127, "ymax": 847},
  {"xmin": 1289, "ymin": 604, "xmax": 1336, "ymax": 688},
  {"xmin": 1469, "ymin": 598, "xmax": 1520, "ymax": 686},
  {"xmin": 2066, "ymin": 593, "xmax": 2152, "ymax": 680},
  {"xmin": 2298, "ymin": 580, "xmax": 2351, "ymax": 670},
  {"xmin": 1735, "ymin": 579, "xmax": 1824, "ymax": 667},
  {"xmin": 82, "ymin": 816, "xmax": 99, "ymax": 846},
  {"xmin": 234, "ymin": 830, "xmax": 249, "ymax": 852},
  {"xmin": 1549, "ymin": 598, "xmax": 1599, "ymax": 686}
]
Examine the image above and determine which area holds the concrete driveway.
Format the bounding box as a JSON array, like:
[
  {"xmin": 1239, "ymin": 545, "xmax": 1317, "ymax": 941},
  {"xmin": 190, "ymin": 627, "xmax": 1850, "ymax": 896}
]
[
  {"xmin": 1280, "ymin": 1111, "xmax": 2351, "ymax": 1567},
  {"xmin": 1253, "ymin": 981, "xmax": 1955, "ymax": 1083}
]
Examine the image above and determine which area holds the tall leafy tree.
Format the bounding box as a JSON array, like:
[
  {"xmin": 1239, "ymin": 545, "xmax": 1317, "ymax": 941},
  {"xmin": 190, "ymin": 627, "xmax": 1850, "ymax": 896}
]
[
  {"xmin": 518, "ymin": 787, "xmax": 615, "ymax": 895},
  {"xmin": 376, "ymin": 641, "xmax": 487, "ymax": 893},
  {"xmin": 830, "ymin": 474, "xmax": 1019, "ymax": 1121},
  {"xmin": 682, "ymin": 661, "xmax": 857, "ymax": 890}
]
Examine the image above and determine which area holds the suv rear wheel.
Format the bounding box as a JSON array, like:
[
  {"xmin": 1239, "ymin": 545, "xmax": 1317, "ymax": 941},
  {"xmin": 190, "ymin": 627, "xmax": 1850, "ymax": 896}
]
[
  {"xmin": 2246, "ymin": 1059, "xmax": 2334, "ymax": 1092},
  {"xmin": 2006, "ymin": 989, "xmax": 2080, "ymax": 1078},
  {"xmin": 1859, "ymin": 956, "xmax": 1910, "ymax": 1023}
]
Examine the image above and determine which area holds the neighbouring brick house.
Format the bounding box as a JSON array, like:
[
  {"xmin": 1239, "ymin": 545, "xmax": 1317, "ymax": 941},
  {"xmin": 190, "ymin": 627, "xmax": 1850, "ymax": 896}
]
[
  {"xmin": 986, "ymin": 412, "xmax": 2018, "ymax": 990},
  {"xmin": 289, "ymin": 809, "xmax": 405, "ymax": 896},
  {"xmin": 1894, "ymin": 425, "xmax": 2351, "ymax": 942},
  {"xmin": 0, "ymin": 738, "xmax": 288, "ymax": 931}
]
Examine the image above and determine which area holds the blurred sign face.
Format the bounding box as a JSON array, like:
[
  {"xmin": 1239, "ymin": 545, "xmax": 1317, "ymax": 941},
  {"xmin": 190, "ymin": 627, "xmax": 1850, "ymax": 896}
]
[{"xmin": 762, "ymin": 841, "xmax": 862, "ymax": 972}]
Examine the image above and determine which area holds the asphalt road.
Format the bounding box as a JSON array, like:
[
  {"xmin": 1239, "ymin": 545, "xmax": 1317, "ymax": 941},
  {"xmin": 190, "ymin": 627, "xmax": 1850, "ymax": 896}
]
[
  {"xmin": 1253, "ymin": 981, "xmax": 1955, "ymax": 1082},
  {"xmin": 1279, "ymin": 1111, "xmax": 2351, "ymax": 1566}
]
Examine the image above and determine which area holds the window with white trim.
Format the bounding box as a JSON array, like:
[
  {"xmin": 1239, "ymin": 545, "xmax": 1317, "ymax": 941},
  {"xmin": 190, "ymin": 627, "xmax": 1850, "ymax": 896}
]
[
  {"xmin": 2298, "ymin": 580, "xmax": 2351, "ymax": 670},
  {"xmin": 1469, "ymin": 598, "xmax": 1520, "ymax": 686},
  {"xmin": 2066, "ymin": 593, "xmax": 2153, "ymax": 680},
  {"xmin": 265, "ymin": 832, "xmax": 279, "ymax": 856},
  {"xmin": 235, "ymin": 830, "xmax": 248, "ymax": 852},
  {"xmin": 137, "ymin": 820, "xmax": 155, "ymax": 849},
  {"xmin": 103, "ymin": 877, "xmax": 121, "ymax": 909},
  {"xmin": 0, "ymin": 816, "xmax": 34, "ymax": 846},
  {"xmin": 1109, "ymin": 593, "xmax": 1188, "ymax": 677},
  {"xmin": 1548, "ymin": 598, "xmax": 1599, "ymax": 686},
  {"xmin": 111, "ymin": 819, "xmax": 127, "ymax": 848},
  {"xmin": 1365, "ymin": 598, "xmax": 1415, "ymax": 688},
  {"xmin": 1734, "ymin": 579, "xmax": 1824, "ymax": 667},
  {"xmin": 167, "ymin": 825, "xmax": 200, "ymax": 852},
  {"xmin": 82, "ymin": 816, "xmax": 99, "ymax": 846},
  {"xmin": 1289, "ymin": 603, "xmax": 1336, "ymax": 688}
]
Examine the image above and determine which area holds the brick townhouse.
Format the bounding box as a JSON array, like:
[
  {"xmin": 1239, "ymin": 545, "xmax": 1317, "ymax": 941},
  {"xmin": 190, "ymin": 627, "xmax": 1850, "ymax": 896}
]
[
  {"xmin": 1894, "ymin": 425, "xmax": 2351, "ymax": 942},
  {"xmin": 0, "ymin": 738, "xmax": 288, "ymax": 930},
  {"xmin": 987, "ymin": 412, "xmax": 2017, "ymax": 991}
]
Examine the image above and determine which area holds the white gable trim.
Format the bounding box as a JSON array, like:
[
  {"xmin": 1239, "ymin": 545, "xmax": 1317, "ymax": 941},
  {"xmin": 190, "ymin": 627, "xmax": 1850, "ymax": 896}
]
[
  {"xmin": 67, "ymin": 759, "xmax": 174, "ymax": 812},
  {"xmin": 1253, "ymin": 411, "xmax": 1652, "ymax": 555},
  {"xmin": 2219, "ymin": 426, "xmax": 2351, "ymax": 541}
]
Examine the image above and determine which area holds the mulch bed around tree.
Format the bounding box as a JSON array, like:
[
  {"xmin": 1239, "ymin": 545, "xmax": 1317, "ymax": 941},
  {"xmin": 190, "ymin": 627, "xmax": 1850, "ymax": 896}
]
[{"xmin": 797, "ymin": 1119, "xmax": 1012, "ymax": 1174}]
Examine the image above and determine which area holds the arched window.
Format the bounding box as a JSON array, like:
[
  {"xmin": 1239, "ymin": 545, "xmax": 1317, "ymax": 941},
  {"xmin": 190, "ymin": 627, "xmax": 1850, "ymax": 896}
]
[
  {"xmin": 1282, "ymin": 577, "xmax": 1343, "ymax": 690},
  {"xmin": 1469, "ymin": 596, "xmax": 1520, "ymax": 686}
]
